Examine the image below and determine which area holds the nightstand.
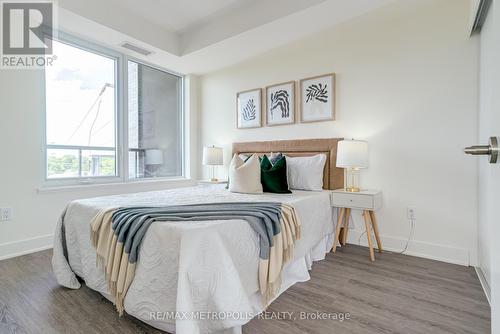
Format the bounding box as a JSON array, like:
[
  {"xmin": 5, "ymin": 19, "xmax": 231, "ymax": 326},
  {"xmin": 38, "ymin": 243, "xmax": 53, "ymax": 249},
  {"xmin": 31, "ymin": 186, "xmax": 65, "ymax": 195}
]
[{"xmin": 330, "ymin": 189, "xmax": 382, "ymax": 261}]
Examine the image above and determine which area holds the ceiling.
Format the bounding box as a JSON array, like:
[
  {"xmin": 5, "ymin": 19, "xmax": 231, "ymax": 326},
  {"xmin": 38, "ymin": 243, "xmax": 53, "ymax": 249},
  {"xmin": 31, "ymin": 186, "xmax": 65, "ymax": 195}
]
[
  {"xmin": 114, "ymin": 0, "xmax": 254, "ymax": 32},
  {"xmin": 57, "ymin": 0, "xmax": 397, "ymax": 74}
]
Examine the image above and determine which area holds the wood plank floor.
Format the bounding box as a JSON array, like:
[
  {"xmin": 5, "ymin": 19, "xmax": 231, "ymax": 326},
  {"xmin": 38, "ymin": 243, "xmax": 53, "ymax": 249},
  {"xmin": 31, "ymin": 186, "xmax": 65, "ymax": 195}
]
[{"xmin": 0, "ymin": 246, "xmax": 490, "ymax": 334}]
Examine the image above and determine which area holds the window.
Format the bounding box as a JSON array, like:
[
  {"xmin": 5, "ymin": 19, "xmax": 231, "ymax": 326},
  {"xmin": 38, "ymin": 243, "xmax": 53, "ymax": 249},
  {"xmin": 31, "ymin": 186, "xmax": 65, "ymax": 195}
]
[
  {"xmin": 128, "ymin": 61, "xmax": 183, "ymax": 179},
  {"xmin": 44, "ymin": 35, "xmax": 184, "ymax": 184},
  {"xmin": 45, "ymin": 40, "xmax": 117, "ymax": 179}
]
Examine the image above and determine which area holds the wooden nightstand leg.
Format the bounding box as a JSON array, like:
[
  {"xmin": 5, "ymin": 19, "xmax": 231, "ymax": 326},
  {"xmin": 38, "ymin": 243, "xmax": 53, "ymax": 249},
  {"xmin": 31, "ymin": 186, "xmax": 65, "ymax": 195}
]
[
  {"xmin": 342, "ymin": 208, "xmax": 351, "ymax": 245},
  {"xmin": 369, "ymin": 211, "xmax": 382, "ymax": 253},
  {"xmin": 332, "ymin": 208, "xmax": 345, "ymax": 253},
  {"xmin": 363, "ymin": 210, "xmax": 375, "ymax": 262}
]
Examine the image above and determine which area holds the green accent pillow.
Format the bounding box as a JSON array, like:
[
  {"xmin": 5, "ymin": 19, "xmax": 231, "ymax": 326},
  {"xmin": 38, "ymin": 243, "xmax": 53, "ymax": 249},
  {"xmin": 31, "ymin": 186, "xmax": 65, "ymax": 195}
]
[{"xmin": 260, "ymin": 155, "xmax": 292, "ymax": 194}]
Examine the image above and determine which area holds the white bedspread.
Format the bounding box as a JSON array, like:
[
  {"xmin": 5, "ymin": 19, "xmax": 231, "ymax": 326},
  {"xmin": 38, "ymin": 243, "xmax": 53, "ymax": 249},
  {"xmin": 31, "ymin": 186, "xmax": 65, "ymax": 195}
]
[{"xmin": 52, "ymin": 184, "xmax": 334, "ymax": 334}]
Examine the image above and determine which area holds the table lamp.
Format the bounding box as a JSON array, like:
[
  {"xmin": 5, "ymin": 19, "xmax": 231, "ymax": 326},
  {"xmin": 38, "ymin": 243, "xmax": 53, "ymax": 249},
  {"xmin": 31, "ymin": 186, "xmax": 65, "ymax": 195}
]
[
  {"xmin": 336, "ymin": 139, "xmax": 369, "ymax": 192},
  {"xmin": 203, "ymin": 146, "xmax": 223, "ymax": 182}
]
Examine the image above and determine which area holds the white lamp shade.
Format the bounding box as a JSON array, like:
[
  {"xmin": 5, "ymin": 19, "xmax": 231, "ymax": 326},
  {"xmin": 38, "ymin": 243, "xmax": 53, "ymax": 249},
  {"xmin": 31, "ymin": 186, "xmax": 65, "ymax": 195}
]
[
  {"xmin": 336, "ymin": 140, "xmax": 369, "ymax": 168},
  {"xmin": 203, "ymin": 146, "xmax": 223, "ymax": 166},
  {"xmin": 145, "ymin": 149, "xmax": 164, "ymax": 165}
]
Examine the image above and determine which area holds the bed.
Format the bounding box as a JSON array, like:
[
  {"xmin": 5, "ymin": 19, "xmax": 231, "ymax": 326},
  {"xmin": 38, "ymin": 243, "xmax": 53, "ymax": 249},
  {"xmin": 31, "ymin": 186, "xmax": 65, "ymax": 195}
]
[{"xmin": 52, "ymin": 138, "xmax": 344, "ymax": 334}]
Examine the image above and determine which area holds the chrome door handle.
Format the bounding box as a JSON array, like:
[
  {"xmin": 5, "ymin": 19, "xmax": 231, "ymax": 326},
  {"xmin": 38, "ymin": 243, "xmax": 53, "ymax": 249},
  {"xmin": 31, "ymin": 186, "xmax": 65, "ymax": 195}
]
[{"xmin": 464, "ymin": 136, "xmax": 499, "ymax": 163}]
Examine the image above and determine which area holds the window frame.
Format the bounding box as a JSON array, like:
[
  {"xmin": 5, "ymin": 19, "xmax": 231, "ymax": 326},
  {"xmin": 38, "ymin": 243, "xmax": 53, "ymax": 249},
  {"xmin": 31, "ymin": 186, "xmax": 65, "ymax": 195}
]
[{"xmin": 43, "ymin": 32, "xmax": 186, "ymax": 187}]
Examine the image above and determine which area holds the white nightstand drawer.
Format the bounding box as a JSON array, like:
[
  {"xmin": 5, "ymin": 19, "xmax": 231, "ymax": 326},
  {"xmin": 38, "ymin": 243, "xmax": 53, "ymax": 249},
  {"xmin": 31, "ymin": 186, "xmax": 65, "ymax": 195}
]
[{"xmin": 331, "ymin": 190, "xmax": 382, "ymax": 210}]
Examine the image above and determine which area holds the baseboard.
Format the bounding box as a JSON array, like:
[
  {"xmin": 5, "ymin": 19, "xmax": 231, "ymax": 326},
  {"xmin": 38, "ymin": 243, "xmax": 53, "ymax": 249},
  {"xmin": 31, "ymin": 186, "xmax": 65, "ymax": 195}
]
[
  {"xmin": 0, "ymin": 234, "xmax": 54, "ymax": 261},
  {"xmin": 346, "ymin": 230, "xmax": 470, "ymax": 266},
  {"xmin": 475, "ymin": 266, "xmax": 491, "ymax": 305}
]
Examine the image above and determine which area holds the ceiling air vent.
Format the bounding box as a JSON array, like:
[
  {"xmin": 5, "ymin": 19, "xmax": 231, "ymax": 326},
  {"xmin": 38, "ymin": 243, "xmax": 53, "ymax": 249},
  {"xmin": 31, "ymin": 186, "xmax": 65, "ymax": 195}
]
[{"xmin": 121, "ymin": 42, "xmax": 153, "ymax": 56}]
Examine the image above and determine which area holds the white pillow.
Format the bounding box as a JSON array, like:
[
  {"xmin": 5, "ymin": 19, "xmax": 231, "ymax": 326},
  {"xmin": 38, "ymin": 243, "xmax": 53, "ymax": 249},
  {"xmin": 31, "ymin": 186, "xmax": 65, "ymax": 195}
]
[
  {"xmin": 238, "ymin": 154, "xmax": 250, "ymax": 161},
  {"xmin": 228, "ymin": 154, "xmax": 263, "ymax": 194},
  {"xmin": 285, "ymin": 154, "xmax": 327, "ymax": 191}
]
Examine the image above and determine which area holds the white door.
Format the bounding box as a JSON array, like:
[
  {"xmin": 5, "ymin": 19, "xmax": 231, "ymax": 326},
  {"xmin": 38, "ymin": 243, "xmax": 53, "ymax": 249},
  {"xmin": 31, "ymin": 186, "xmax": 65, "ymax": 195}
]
[{"xmin": 475, "ymin": 0, "xmax": 500, "ymax": 332}]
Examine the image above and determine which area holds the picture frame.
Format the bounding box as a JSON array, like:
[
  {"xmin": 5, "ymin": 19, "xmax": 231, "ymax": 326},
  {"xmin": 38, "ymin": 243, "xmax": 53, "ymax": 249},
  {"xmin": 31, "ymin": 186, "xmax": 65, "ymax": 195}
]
[
  {"xmin": 299, "ymin": 73, "xmax": 335, "ymax": 123},
  {"xmin": 236, "ymin": 88, "xmax": 262, "ymax": 129},
  {"xmin": 265, "ymin": 81, "xmax": 295, "ymax": 126}
]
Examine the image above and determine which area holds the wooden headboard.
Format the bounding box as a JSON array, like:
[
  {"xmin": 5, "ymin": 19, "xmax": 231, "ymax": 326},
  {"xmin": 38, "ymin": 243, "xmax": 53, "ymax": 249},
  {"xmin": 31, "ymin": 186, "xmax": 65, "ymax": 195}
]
[{"xmin": 232, "ymin": 138, "xmax": 344, "ymax": 190}]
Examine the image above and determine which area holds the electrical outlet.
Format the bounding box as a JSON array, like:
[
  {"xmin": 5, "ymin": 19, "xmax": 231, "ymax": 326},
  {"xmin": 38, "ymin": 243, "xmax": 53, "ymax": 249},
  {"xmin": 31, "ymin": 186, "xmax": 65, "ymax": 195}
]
[
  {"xmin": 407, "ymin": 206, "xmax": 416, "ymax": 220},
  {"xmin": 1, "ymin": 208, "xmax": 12, "ymax": 222}
]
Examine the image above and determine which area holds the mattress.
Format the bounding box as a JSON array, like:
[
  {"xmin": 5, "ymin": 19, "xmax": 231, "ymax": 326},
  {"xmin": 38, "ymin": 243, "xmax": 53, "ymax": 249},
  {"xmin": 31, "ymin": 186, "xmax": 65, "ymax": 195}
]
[{"xmin": 52, "ymin": 184, "xmax": 334, "ymax": 334}]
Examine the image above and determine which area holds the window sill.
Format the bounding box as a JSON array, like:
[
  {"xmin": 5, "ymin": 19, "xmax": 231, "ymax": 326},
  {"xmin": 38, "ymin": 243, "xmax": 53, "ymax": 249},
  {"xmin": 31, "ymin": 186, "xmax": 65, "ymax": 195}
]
[{"xmin": 37, "ymin": 177, "xmax": 195, "ymax": 194}]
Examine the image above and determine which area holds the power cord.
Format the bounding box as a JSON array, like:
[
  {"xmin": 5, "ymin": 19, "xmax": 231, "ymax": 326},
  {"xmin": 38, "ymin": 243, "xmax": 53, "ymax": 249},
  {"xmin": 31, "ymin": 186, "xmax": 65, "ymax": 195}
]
[
  {"xmin": 398, "ymin": 217, "xmax": 415, "ymax": 254},
  {"xmin": 357, "ymin": 216, "xmax": 415, "ymax": 255}
]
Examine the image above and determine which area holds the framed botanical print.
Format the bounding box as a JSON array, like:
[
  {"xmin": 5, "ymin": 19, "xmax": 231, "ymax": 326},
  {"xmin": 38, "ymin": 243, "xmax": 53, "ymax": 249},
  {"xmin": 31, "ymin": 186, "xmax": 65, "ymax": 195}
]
[
  {"xmin": 265, "ymin": 81, "xmax": 295, "ymax": 126},
  {"xmin": 236, "ymin": 88, "xmax": 262, "ymax": 129},
  {"xmin": 299, "ymin": 73, "xmax": 335, "ymax": 123}
]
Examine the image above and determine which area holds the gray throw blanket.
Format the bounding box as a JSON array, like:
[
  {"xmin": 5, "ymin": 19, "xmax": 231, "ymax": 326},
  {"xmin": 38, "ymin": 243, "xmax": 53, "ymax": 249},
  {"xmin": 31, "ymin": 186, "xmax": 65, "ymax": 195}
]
[{"xmin": 90, "ymin": 202, "xmax": 301, "ymax": 315}]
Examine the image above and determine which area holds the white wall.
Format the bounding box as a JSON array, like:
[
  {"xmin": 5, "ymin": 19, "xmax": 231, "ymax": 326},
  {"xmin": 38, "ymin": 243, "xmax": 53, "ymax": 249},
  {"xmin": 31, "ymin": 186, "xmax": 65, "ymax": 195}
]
[
  {"xmin": 0, "ymin": 69, "xmax": 199, "ymax": 260},
  {"xmin": 199, "ymin": 0, "xmax": 479, "ymax": 265}
]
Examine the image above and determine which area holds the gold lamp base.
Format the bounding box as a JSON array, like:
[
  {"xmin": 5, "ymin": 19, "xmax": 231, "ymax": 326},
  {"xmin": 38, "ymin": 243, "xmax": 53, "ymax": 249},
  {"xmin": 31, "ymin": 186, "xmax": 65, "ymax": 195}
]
[
  {"xmin": 345, "ymin": 186, "xmax": 360, "ymax": 192},
  {"xmin": 344, "ymin": 168, "xmax": 361, "ymax": 193}
]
